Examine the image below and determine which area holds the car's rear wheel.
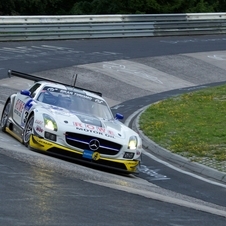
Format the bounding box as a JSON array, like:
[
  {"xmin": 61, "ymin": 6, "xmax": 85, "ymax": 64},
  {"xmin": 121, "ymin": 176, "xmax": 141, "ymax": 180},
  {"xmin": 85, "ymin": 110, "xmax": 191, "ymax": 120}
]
[
  {"xmin": 23, "ymin": 114, "xmax": 34, "ymax": 147},
  {"xmin": 1, "ymin": 100, "xmax": 11, "ymax": 132}
]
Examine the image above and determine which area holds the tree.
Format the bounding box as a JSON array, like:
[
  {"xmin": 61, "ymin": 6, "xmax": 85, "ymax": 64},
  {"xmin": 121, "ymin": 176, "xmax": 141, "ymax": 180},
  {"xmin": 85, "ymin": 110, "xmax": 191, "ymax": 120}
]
[
  {"xmin": 10, "ymin": 0, "xmax": 75, "ymax": 15},
  {"xmin": 70, "ymin": 0, "xmax": 126, "ymax": 15},
  {"xmin": 0, "ymin": 0, "xmax": 15, "ymax": 15},
  {"xmin": 180, "ymin": 0, "xmax": 217, "ymax": 13},
  {"xmin": 0, "ymin": 0, "xmax": 224, "ymax": 15}
]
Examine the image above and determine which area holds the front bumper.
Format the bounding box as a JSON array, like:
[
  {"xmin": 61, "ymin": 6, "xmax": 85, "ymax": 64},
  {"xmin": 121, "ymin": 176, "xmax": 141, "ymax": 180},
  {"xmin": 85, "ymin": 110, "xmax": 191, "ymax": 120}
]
[{"xmin": 30, "ymin": 135, "xmax": 140, "ymax": 173}]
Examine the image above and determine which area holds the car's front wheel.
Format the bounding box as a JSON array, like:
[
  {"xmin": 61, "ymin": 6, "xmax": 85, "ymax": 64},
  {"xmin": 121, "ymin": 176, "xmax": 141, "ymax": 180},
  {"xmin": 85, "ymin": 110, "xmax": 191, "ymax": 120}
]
[
  {"xmin": 23, "ymin": 114, "xmax": 34, "ymax": 147},
  {"xmin": 1, "ymin": 100, "xmax": 11, "ymax": 132}
]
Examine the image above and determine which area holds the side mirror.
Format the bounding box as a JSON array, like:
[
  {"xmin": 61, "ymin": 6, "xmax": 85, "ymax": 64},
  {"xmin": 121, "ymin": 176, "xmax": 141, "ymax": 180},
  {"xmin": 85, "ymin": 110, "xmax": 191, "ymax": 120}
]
[
  {"xmin": 20, "ymin": 90, "xmax": 31, "ymax": 97},
  {"xmin": 115, "ymin": 113, "xmax": 124, "ymax": 120}
]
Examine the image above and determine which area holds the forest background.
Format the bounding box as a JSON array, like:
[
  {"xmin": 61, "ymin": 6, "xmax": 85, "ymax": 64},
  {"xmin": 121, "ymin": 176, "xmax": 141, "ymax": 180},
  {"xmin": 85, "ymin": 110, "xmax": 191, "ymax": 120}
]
[{"xmin": 0, "ymin": 0, "xmax": 226, "ymax": 15}]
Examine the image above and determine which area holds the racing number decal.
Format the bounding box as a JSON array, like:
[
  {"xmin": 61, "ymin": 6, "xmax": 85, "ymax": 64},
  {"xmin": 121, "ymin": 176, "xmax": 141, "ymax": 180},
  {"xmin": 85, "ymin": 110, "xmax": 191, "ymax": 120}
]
[
  {"xmin": 22, "ymin": 99, "xmax": 33, "ymax": 126},
  {"xmin": 23, "ymin": 111, "xmax": 29, "ymax": 123}
]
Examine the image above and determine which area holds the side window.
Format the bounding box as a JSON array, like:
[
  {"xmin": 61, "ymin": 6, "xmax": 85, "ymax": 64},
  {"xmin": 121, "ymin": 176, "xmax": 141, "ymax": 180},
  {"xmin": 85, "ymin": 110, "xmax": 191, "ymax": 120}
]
[{"xmin": 29, "ymin": 83, "xmax": 41, "ymax": 98}]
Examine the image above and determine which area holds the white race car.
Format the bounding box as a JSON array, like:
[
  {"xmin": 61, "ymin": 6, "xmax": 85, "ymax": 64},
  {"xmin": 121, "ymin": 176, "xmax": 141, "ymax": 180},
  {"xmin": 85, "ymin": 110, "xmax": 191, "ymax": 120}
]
[{"xmin": 1, "ymin": 70, "xmax": 142, "ymax": 173}]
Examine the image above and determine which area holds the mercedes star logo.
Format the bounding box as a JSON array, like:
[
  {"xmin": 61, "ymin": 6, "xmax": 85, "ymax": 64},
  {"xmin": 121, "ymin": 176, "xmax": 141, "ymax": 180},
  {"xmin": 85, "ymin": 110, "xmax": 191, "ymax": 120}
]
[{"xmin": 89, "ymin": 139, "xmax": 100, "ymax": 151}]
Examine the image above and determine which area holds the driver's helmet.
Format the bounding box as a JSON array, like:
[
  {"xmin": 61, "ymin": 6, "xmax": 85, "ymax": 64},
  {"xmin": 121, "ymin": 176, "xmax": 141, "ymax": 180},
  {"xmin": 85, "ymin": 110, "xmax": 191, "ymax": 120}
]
[
  {"xmin": 58, "ymin": 95, "xmax": 72, "ymax": 108},
  {"xmin": 39, "ymin": 92, "xmax": 57, "ymax": 105}
]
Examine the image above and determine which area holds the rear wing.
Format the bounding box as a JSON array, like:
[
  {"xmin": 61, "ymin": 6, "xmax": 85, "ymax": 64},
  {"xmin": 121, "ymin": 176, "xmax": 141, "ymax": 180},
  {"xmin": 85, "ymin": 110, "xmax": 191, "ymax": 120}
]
[{"xmin": 8, "ymin": 70, "xmax": 102, "ymax": 97}]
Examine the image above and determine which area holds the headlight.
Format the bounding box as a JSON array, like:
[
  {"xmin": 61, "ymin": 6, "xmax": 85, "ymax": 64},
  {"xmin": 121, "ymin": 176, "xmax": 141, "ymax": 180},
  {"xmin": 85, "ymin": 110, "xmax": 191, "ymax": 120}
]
[
  {"xmin": 128, "ymin": 136, "xmax": 137, "ymax": 150},
  {"xmin": 43, "ymin": 113, "xmax": 58, "ymax": 131}
]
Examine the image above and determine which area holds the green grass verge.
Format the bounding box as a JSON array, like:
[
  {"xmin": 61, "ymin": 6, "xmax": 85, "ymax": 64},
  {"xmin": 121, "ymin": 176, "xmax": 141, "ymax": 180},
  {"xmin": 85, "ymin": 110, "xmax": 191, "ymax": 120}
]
[{"xmin": 139, "ymin": 84, "xmax": 226, "ymax": 165}]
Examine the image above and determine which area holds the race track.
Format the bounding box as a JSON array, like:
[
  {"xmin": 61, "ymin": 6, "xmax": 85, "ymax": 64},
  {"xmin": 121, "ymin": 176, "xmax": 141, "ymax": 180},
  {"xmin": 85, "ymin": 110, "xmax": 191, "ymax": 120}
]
[{"xmin": 0, "ymin": 35, "xmax": 226, "ymax": 225}]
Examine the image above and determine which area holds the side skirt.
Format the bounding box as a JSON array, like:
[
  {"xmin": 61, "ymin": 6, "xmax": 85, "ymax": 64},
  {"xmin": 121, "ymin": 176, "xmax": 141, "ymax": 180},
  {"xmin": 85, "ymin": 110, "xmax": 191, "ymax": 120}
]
[{"xmin": 5, "ymin": 120, "xmax": 23, "ymax": 143}]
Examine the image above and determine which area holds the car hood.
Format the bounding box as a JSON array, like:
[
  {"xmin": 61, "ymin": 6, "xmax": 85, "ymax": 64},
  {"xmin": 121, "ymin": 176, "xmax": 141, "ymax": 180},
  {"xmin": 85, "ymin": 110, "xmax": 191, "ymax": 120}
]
[{"xmin": 41, "ymin": 106, "xmax": 136, "ymax": 140}]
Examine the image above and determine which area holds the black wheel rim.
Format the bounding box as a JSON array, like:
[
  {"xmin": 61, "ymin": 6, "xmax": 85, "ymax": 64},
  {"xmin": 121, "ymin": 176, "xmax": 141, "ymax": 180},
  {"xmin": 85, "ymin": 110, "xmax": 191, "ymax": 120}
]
[{"xmin": 23, "ymin": 116, "xmax": 34, "ymax": 143}]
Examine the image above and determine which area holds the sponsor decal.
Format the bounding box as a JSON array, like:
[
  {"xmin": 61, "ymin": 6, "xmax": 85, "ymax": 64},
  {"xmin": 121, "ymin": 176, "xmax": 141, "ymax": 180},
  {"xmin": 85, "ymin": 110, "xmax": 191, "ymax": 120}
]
[
  {"xmin": 83, "ymin": 150, "xmax": 93, "ymax": 159},
  {"xmin": 95, "ymin": 99, "xmax": 104, "ymax": 104},
  {"xmin": 36, "ymin": 125, "xmax": 43, "ymax": 133},
  {"xmin": 59, "ymin": 89, "xmax": 92, "ymax": 100},
  {"xmin": 47, "ymin": 87, "xmax": 56, "ymax": 92},
  {"xmin": 35, "ymin": 119, "xmax": 43, "ymax": 125},
  {"xmin": 54, "ymin": 111, "xmax": 70, "ymax": 116},
  {"xmin": 15, "ymin": 99, "xmax": 25, "ymax": 112},
  {"xmin": 14, "ymin": 99, "xmax": 25, "ymax": 116},
  {"xmin": 82, "ymin": 150, "xmax": 100, "ymax": 160},
  {"xmin": 73, "ymin": 122, "xmax": 115, "ymax": 138},
  {"xmin": 92, "ymin": 152, "xmax": 100, "ymax": 161},
  {"xmin": 42, "ymin": 86, "xmax": 107, "ymax": 105}
]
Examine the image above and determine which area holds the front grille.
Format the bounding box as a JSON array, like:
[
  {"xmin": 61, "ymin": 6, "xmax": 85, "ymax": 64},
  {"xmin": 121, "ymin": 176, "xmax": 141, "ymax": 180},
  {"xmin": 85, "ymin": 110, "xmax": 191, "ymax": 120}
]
[{"xmin": 65, "ymin": 132, "xmax": 122, "ymax": 155}]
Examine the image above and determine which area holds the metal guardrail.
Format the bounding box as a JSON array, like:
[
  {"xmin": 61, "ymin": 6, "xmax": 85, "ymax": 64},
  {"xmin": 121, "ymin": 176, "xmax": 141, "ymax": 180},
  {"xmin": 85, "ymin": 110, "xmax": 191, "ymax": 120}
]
[{"xmin": 0, "ymin": 13, "xmax": 226, "ymax": 41}]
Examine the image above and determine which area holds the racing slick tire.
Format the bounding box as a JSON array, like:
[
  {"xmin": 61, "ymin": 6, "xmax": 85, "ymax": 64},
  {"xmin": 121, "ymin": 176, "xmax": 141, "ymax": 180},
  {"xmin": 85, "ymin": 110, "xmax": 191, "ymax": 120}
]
[
  {"xmin": 23, "ymin": 114, "xmax": 34, "ymax": 147},
  {"xmin": 0, "ymin": 100, "xmax": 11, "ymax": 132}
]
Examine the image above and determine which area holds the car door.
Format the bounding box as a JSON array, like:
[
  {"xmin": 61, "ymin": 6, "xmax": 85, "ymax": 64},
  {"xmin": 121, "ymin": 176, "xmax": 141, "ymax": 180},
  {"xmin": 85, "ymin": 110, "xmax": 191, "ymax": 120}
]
[{"xmin": 13, "ymin": 83, "xmax": 41, "ymax": 128}]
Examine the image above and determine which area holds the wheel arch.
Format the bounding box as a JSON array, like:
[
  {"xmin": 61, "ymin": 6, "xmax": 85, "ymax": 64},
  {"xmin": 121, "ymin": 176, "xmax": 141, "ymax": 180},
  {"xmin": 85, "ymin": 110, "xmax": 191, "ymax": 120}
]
[{"xmin": 3, "ymin": 94, "xmax": 16, "ymax": 112}]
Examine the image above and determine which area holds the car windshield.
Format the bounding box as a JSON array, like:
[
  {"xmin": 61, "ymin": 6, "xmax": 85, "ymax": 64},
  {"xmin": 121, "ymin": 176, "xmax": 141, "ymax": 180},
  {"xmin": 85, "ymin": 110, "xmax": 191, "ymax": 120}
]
[{"xmin": 37, "ymin": 86, "xmax": 113, "ymax": 120}]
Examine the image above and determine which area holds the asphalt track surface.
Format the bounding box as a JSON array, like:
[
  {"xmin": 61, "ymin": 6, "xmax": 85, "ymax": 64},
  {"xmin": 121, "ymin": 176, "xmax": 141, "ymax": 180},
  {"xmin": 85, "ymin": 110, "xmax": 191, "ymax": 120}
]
[{"xmin": 0, "ymin": 35, "xmax": 226, "ymax": 225}]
